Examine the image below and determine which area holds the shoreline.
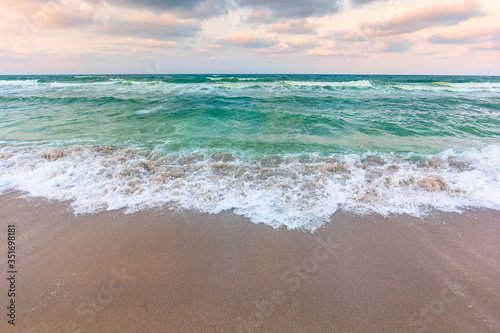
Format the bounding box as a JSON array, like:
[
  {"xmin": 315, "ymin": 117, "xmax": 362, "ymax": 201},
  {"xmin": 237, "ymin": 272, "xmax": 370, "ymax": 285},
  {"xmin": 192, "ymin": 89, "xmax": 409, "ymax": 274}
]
[
  {"xmin": 0, "ymin": 191, "xmax": 499, "ymax": 332},
  {"xmin": 2, "ymin": 143, "xmax": 500, "ymax": 231}
]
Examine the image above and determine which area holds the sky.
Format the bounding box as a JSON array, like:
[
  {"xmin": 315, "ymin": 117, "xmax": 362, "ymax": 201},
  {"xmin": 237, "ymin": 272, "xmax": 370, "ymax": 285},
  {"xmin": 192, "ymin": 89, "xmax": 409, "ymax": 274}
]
[{"xmin": 0, "ymin": 0, "xmax": 499, "ymax": 75}]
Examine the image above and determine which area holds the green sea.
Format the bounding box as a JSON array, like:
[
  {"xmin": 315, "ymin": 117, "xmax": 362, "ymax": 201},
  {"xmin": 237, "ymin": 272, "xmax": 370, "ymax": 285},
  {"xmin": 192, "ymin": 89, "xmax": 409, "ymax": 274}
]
[{"xmin": 1, "ymin": 74, "xmax": 499, "ymax": 230}]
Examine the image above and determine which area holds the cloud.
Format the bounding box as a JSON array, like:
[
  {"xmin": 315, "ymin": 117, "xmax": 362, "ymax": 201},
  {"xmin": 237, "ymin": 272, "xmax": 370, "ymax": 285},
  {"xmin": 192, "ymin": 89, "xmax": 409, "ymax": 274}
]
[
  {"xmin": 256, "ymin": 38, "xmax": 317, "ymax": 54},
  {"xmin": 306, "ymin": 49, "xmax": 344, "ymax": 56},
  {"xmin": 62, "ymin": 49, "xmax": 106, "ymax": 62},
  {"xmin": 217, "ymin": 32, "xmax": 279, "ymax": 48},
  {"xmin": 360, "ymin": 0, "xmax": 485, "ymax": 37},
  {"xmin": 239, "ymin": 0, "xmax": 342, "ymax": 19},
  {"xmin": 0, "ymin": 46, "xmax": 57, "ymax": 59},
  {"xmin": 94, "ymin": 12, "xmax": 201, "ymax": 40},
  {"xmin": 110, "ymin": 0, "xmax": 205, "ymax": 10},
  {"xmin": 176, "ymin": 1, "xmax": 233, "ymax": 19},
  {"xmin": 310, "ymin": 35, "xmax": 411, "ymax": 57},
  {"xmin": 212, "ymin": 35, "xmax": 318, "ymax": 57},
  {"xmin": 2, "ymin": 0, "xmax": 95, "ymax": 28},
  {"xmin": 430, "ymin": 28, "xmax": 500, "ymax": 44},
  {"xmin": 0, "ymin": 47, "xmax": 30, "ymax": 62},
  {"xmin": 350, "ymin": 0, "xmax": 386, "ymax": 6},
  {"xmin": 246, "ymin": 9, "xmax": 274, "ymax": 24},
  {"xmin": 4, "ymin": 0, "xmax": 232, "ymax": 24},
  {"xmin": 377, "ymin": 39, "xmax": 412, "ymax": 52},
  {"xmin": 286, "ymin": 38, "xmax": 316, "ymax": 48},
  {"xmin": 2, "ymin": 0, "xmax": 203, "ymax": 40},
  {"xmin": 208, "ymin": 43, "xmax": 224, "ymax": 49},
  {"xmin": 119, "ymin": 38, "xmax": 179, "ymax": 48},
  {"xmin": 268, "ymin": 19, "xmax": 321, "ymax": 34},
  {"xmin": 473, "ymin": 42, "xmax": 500, "ymax": 51},
  {"xmin": 378, "ymin": 41, "xmax": 410, "ymax": 52},
  {"xmin": 414, "ymin": 51, "xmax": 439, "ymax": 56},
  {"xmin": 306, "ymin": 44, "xmax": 369, "ymax": 57},
  {"xmin": 87, "ymin": 0, "xmax": 231, "ymax": 19}
]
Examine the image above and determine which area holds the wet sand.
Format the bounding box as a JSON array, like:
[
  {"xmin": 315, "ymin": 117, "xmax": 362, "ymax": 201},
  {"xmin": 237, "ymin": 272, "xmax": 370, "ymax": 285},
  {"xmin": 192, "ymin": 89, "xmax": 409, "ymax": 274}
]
[{"xmin": 0, "ymin": 191, "xmax": 499, "ymax": 333}]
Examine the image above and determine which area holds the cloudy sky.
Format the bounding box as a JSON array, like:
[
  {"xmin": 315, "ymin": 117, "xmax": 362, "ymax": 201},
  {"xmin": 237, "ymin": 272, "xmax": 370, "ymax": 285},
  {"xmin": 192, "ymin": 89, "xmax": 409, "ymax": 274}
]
[{"xmin": 0, "ymin": 0, "xmax": 499, "ymax": 74}]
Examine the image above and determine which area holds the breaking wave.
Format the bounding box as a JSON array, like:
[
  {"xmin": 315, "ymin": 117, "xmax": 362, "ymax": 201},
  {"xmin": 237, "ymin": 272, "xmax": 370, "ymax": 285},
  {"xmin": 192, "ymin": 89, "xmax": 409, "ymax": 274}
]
[{"xmin": 1, "ymin": 144, "xmax": 499, "ymax": 231}]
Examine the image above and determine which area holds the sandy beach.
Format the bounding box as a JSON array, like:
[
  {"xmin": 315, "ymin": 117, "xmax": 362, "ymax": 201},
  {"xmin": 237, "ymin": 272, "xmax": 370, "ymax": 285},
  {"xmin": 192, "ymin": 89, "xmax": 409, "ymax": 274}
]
[
  {"xmin": 2, "ymin": 0, "xmax": 500, "ymax": 330},
  {"xmin": 0, "ymin": 191, "xmax": 498, "ymax": 332}
]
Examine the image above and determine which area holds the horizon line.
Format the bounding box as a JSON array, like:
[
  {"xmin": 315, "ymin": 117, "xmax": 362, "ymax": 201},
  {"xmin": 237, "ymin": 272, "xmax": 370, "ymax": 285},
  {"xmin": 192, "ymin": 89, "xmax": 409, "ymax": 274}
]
[{"xmin": 1, "ymin": 73, "xmax": 499, "ymax": 77}]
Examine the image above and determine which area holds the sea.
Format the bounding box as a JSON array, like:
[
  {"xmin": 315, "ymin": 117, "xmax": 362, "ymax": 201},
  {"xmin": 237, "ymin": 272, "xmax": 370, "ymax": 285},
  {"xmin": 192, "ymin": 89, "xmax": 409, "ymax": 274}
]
[{"xmin": 0, "ymin": 74, "xmax": 499, "ymax": 230}]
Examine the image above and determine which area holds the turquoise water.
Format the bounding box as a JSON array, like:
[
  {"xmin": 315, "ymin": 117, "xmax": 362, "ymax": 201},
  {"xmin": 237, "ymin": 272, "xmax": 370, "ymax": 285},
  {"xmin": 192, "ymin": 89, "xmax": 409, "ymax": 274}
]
[
  {"xmin": 1, "ymin": 74, "xmax": 499, "ymax": 156},
  {"xmin": 1, "ymin": 75, "xmax": 499, "ymax": 230}
]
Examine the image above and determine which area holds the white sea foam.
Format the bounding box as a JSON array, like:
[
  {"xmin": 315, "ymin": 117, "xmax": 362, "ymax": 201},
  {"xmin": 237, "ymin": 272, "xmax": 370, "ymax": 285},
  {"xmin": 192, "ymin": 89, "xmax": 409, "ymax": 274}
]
[
  {"xmin": 1, "ymin": 145, "xmax": 499, "ymax": 231},
  {"xmin": 0, "ymin": 80, "xmax": 39, "ymax": 86},
  {"xmin": 395, "ymin": 82, "xmax": 500, "ymax": 92},
  {"xmin": 135, "ymin": 105, "xmax": 164, "ymax": 115},
  {"xmin": 73, "ymin": 75, "xmax": 107, "ymax": 78},
  {"xmin": 3, "ymin": 79, "xmax": 499, "ymax": 95},
  {"xmin": 207, "ymin": 77, "xmax": 258, "ymax": 81},
  {"xmin": 284, "ymin": 80, "xmax": 372, "ymax": 88},
  {"xmin": 47, "ymin": 81, "xmax": 116, "ymax": 88}
]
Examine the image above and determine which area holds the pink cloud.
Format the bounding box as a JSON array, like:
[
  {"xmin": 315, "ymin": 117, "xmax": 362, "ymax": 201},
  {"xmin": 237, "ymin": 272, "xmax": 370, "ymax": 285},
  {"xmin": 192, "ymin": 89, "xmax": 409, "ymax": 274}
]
[
  {"xmin": 246, "ymin": 9, "xmax": 273, "ymax": 24},
  {"xmin": 3, "ymin": 0, "xmax": 202, "ymax": 40},
  {"xmin": 377, "ymin": 39, "xmax": 412, "ymax": 53},
  {"xmin": 268, "ymin": 20, "xmax": 321, "ymax": 34},
  {"xmin": 430, "ymin": 28, "xmax": 500, "ymax": 44},
  {"xmin": 95, "ymin": 11, "xmax": 201, "ymax": 39},
  {"xmin": 217, "ymin": 32, "xmax": 279, "ymax": 48},
  {"xmin": 3, "ymin": 0, "xmax": 94, "ymax": 28},
  {"xmin": 255, "ymin": 38, "xmax": 316, "ymax": 54},
  {"xmin": 208, "ymin": 44, "xmax": 223, "ymax": 49},
  {"xmin": 414, "ymin": 50, "xmax": 439, "ymax": 56},
  {"xmin": 473, "ymin": 41, "xmax": 500, "ymax": 51},
  {"xmin": 136, "ymin": 39, "xmax": 179, "ymax": 48},
  {"xmin": 286, "ymin": 38, "xmax": 315, "ymax": 48},
  {"xmin": 360, "ymin": 0, "xmax": 485, "ymax": 37},
  {"xmin": 306, "ymin": 49, "xmax": 344, "ymax": 56}
]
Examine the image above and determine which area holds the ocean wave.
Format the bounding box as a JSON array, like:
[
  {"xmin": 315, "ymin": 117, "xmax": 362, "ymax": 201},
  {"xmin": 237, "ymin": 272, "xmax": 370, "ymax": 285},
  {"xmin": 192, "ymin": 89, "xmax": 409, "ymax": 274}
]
[
  {"xmin": 207, "ymin": 77, "xmax": 259, "ymax": 82},
  {"xmin": 135, "ymin": 105, "xmax": 165, "ymax": 115},
  {"xmin": 1, "ymin": 78, "xmax": 374, "ymax": 90},
  {"xmin": 5, "ymin": 77, "xmax": 499, "ymax": 94},
  {"xmin": 73, "ymin": 75, "xmax": 107, "ymax": 79},
  {"xmin": 158, "ymin": 77, "xmax": 272, "ymax": 84},
  {"xmin": 284, "ymin": 80, "xmax": 372, "ymax": 88},
  {"xmin": 1, "ymin": 144, "xmax": 498, "ymax": 231},
  {"xmin": 47, "ymin": 81, "xmax": 117, "ymax": 88},
  {"xmin": 394, "ymin": 82, "xmax": 500, "ymax": 92},
  {"xmin": 0, "ymin": 79, "xmax": 39, "ymax": 86}
]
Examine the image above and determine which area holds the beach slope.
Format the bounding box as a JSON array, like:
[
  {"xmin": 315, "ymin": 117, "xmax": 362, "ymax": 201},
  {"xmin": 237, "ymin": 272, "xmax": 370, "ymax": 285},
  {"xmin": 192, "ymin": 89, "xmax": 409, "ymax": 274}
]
[{"xmin": 0, "ymin": 192, "xmax": 499, "ymax": 332}]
